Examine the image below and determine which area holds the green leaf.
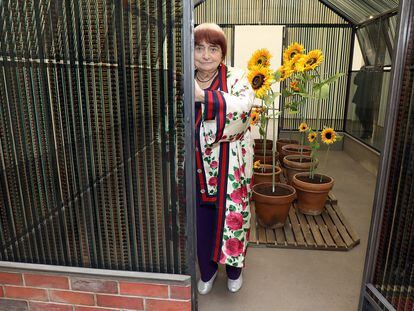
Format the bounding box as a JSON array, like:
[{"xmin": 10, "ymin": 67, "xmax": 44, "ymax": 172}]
[
  {"xmin": 232, "ymin": 182, "xmax": 239, "ymax": 189},
  {"xmin": 234, "ymin": 230, "xmax": 243, "ymax": 238},
  {"xmin": 229, "ymin": 175, "xmax": 235, "ymax": 181},
  {"xmin": 322, "ymin": 72, "xmax": 345, "ymax": 85},
  {"xmin": 282, "ymin": 88, "xmax": 293, "ymax": 97},
  {"xmin": 319, "ymin": 84, "xmax": 330, "ymax": 99},
  {"xmin": 273, "ymin": 70, "xmax": 282, "ymax": 81}
]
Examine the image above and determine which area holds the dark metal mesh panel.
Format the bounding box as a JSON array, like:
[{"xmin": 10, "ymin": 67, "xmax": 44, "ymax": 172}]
[
  {"xmin": 371, "ymin": 10, "xmax": 414, "ymax": 310},
  {"xmin": 0, "ymin": 0, "xmax": 187, "ymax": 274}
]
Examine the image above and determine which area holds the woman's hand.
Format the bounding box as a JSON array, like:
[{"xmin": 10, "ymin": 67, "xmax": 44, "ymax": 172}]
[{"xmin": 194, "ymin": 80, "xmax": 205, "ymax": 102}]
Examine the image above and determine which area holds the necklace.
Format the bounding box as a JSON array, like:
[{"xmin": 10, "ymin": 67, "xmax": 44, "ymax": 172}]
[{"xmin": 196, "ymin": 70, "xmax": 218, "ymax": 83}]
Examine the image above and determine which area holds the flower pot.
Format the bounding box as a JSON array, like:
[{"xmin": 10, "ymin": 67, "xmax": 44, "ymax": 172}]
[
  {"xmin": 254, "ymin": 139, "xmax": 274, "ymax": 153},
  {"xmin": 292, "ymin": 172, "xmax": 334, "ymax": 216},
  {"xmin": 253, "ymin": 164, "xmax": 282, "ymax": 185},
  {"xmin": 280, "ymin": 144, "xmax": 311, "ymax": 167},
  {"xmin": 254, "ymin": 151, "xmax": 279, "ymax": 166},
  {"xmin": 283, "ymin": 155, "xmax": 319, "ymax": 185},
  {"xmin": 276, "ymin": 138, "xmax": 299, "ymax": 164},
  {"xmin": 252, "ymin": 182, "xmax": 296, "ymax": 228}
]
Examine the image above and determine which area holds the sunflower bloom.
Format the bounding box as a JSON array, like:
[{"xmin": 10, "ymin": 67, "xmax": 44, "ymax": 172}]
[
  {"xmin": 299, "ymin": 122, "xmax": 309, "ymax": 132},
  {"xmin": 283, "ymin": 42, "xmax": 305, "ymax": 63},
  {"xmin": 290, "ymin": 80, "xmax": 300, "ymax": 92},
  {"xmin": 321, "ymin": 127, "xmax": 337, "ymax": 145},
  {"xmin": 253, "ymin": 160, "xmax": 261, "ymax": 169},
  {"xmin": 308, "ymin": 131, "xmax": 317, "ymax": 143},
  {"xmin": 277, "ymin": 65, "xmax": 293, "ymax": 82},
  {"xmin": 250, "ymin": 108, "xmax": 260, "ymax": 125},
  {"xmin": 296, "ymin": 50, "xmax": 324, "ymax": 72},
  {"xmin": 248, "ymin": 48, "xmax": 272, "ymax": 70},
  {"xmin": 248, "ymin": 65, "xmax": 273, "ymax": 99}
]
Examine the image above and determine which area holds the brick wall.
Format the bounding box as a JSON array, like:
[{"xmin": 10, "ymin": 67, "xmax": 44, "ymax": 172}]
[{"xmin": 0, "ymin": 266, "xmax": 191, "ymax": 311}]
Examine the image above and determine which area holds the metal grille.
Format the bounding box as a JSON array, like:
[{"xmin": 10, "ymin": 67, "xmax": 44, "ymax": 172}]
[
  {"xmin": 194, "ymin": 0, "xmax": 347, "ymax": 25},
  {"xmin": 0, "ymin": 0, "xmax": 188, "ymax": 274},
  {"xmin": 370, "ymin": 5, "xmax": 414, "ymax": 309}
]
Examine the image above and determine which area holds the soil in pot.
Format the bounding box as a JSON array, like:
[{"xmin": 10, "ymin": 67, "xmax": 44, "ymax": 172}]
[
  {"xmin": 252, "ymin": 182, "xmax": 296, "ymax": 228},
  {"xmin": 292, "ymin": 172, "xmax": 334, "ymax": 216}
]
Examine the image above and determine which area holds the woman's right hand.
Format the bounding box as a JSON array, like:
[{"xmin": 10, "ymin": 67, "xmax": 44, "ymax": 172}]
[{"xmin": 195, "ymin": 80, "xmax": 205, "ymax": 102}]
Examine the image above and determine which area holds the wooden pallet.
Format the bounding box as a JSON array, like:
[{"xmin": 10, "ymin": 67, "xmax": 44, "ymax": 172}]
[{"xmin": 249, "ymin": 196, "xmax": 360, "ymax": 250}]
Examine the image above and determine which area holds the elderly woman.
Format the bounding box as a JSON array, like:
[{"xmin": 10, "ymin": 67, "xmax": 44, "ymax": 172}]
[{"xmin": 194, "ymin": 23, "xmax": 255, "ymax": 294}]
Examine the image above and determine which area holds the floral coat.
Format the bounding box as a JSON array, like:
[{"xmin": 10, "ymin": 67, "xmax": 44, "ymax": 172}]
[{"xmin": 196, "ymin": 64, "xmax": 255, "ymax": 268}]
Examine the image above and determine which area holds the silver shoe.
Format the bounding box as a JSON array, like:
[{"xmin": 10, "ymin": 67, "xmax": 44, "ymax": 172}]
[
  {"xmin": 227, "ymin": 273, "xmax": 243, "ymax": 293},
  {"xmin": 197, "ymin": 271, "xmax": 218, "ymax": 295}
]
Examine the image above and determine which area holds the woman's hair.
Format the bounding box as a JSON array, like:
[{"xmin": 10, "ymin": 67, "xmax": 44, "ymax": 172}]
[{"xmin": 194, "ymin": 23, "xmax": 227, "ymax": 59}]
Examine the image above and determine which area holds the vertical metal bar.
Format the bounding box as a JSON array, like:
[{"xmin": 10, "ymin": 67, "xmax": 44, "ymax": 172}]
[
  {"xmin": 343, "ymin": 26, "xmax": 356, "ymax": 134},
  {"xmin": 183, "ymin": 0, "xmax": 197, "ymax": 308}
]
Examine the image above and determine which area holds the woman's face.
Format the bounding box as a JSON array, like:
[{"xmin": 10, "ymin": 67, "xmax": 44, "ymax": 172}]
[{"xmin": 194, "ymin": 40, "xmax": 223, "ymax": 73}]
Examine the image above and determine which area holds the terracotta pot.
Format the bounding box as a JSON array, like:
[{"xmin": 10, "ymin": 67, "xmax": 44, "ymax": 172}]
[
  {"xmin": 254, "ymin": 151, "xmax": 279, "ymax": 166},
  {"xmin": 254, "ymin": 139, "xmax": 274, "ymax": 153},
  {"xmin": 280, "ymin": 144, "xmax": 311, "ymax": 167},
  {"xmin": 276, "ymin": 139, "xmax": 299, "ymax": 163},
  {"xmin": 292, "ymin": 172, "xmax": 334, "ymax": 216},
  {"xmin": 252, "ymin": 182, "xmax": 296, "ymax": 228},
  {"xmin": 283, "ymin": 155, "xmax": 319, "ymax": 185},
  {"xmin": 253, "ymin": 164, "xmax": 282, "ymax": 185}
]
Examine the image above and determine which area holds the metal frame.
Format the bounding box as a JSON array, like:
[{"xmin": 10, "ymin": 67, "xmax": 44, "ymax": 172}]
[
  {"xmin": 358, "ymin": 0, "xmax": 413, "ymax": 309},
  {"xmin": 342, "ymin": 26, "xmax": 356, "ymax": 134},
  {"xmin": 317, "ymin": 0, "xmax": 354, "ymax": 24},
  {"xmin": 183, "ymin": 0, "xmax": 198, "ymax": 310}
]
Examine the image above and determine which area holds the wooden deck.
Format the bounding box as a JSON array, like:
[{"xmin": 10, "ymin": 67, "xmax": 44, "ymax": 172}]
[{"xmin": 249, "ymin": 194, "xmax": 360, "ymax": 251}]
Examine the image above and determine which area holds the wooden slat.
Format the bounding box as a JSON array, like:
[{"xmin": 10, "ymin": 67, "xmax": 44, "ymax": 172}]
[
  {"xmin": 328, "ymin": 192, "xmax": 338, "ymax": 205},
  {"xmin": 283, "ymin": 220, "xmax": 296, "ymax": 246},
  {"xmin": 295, "ymin": 208, "xmax": 316, "ymax": 246},
  {"xmin": 266, "ymin": 227, "xmax": 276, "ymax": 245},
  {"xmin": 321, "ymin": 210, "xmax": 346, "ymax": 247},
  {"xmin": 326, "ymin": 204, "xmax": 354, "ymax": 247},
  {"xmin": 250, "ymin": 204, "xmax": 258, "ymax": 245},
  {"xmin": 332, "ymin": 203, "xmax": 360, "ymax": 242},
  {"xmin": 274, "ymin": 228, "xmax": 286, "ymax": 246},
  {"xmin": 289, "ymin": 207, "xmax": 306, "ymax": 246},
  {"xmin": 258, "ymin": 224, "xmax": 267, "ymax": 244},
  {"xmin": 315, "ymin": 215, "xmax": 336, "ymax": 247},
  {"xmin": 306, "ymin": 215, "xmax": 326, "ymax": 247}
]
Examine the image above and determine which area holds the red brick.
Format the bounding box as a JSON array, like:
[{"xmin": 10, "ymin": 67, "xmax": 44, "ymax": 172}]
[
  {"xmin": 4, "ymin": 286, "xmax": 48, "ymax": 301},
  {"xmin": 29, "ymin": 301, "xmax": 73, "ymax": 311},
  {"xmin": 75, "ymin": 307, "xmax": 117, "ymax": 311},
  {"xmin": 71, "ymin": 277, "xmax": 117, "ymax": 294},
  {"xmin": 146, "ymin": 299, "xmax": 191, "ymax": 311},
  {"xmin": 0, "ymin": 298, "xmax": 28, "ymax": 310},
  {"xmin": 24, "ymin": 274, "xmax": 69, "ymax": 289},
  {"xmin": 0, "ymin": 272, "xmax": 23, "ymax": 285},
  {"xmin": 169, "ymin": 286, "xmax": 191, "ymax": 300},
  {"xmin": 96, "ymin": 294, "xmax": 143, "ymax": 310},
  {"xmin": 120, "ymin": 282, "xmax": 168, "ymax": 298},
  {"xmin": 49, "ymin": 290, "xmax": 94, "ymax": 306}
]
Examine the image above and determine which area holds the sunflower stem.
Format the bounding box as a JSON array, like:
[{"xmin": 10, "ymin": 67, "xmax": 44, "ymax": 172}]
[
  {"xmin": 321, "ymin": 146, "xmax": 330, "ymax": 182},
  {"xmin": 272, "ymin": 90, "xmax": 276, "ymax": 192}
]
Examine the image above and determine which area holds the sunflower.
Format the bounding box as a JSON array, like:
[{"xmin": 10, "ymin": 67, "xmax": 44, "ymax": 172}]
[
  {"xmin": 248, "ymin": 48, "xmax": 272, "ymax": 70},
  {"xmin": 253, "ymin": 160, "xmax": 261, "ymax": 169},
  {"xmin": 250, "ymin": 108, "xmax": 260, "ymax": 125},
  {"xmin": 290, "ymin": 80, "xmax": 300, "ymax": 92},
  {"xmin": 283, "ymin": 42, "xmax": 305, "ymax": 63},
  {"xmin": 321, "ymin": 127, "xmax": 337, "ymax": 145},
  {"xmin": 296, "ymin": 50, "xmax": 324, "ymax": 72},
  {"xmin": 308, "ymin": 131, "xmax": 317, "ymax": 143},
  {"xmin": 277, "ymin": 65, "xmax": 293, "ymax": 82},
  {"xmin": 248, "ymin": 65, "xmax": 273, "ymax": 99},
  {"xmin": 299, "ymin": 122, "xmax": 309, "ymax": 132}
]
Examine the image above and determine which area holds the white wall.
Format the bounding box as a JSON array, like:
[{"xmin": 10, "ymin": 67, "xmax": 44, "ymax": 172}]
[{"xmin": 234, "ymin": 25, "xmax": 284, "ymax": 141}]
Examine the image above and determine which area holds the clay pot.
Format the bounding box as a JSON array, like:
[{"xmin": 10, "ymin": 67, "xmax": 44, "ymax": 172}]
[
  {"xmin": 283, "ymin": 155, "xmax": 319, "ymax": 185},
  {"xmin": 292, "ymin": 172, "xmax": 334, "ymax": 216},
  {"xmin": 254, "ymin": 139, "xmax": 274, "ymax": 153},
  {"xmin": 280, "ymin": 144, "xmax": 311, "ymax": 167},
  {"xmin": 252, "ymin": 182, "xmax": 296, "ymax": 228},
  {"xmin": 253, "ymin": 164, "xmax": 282, "ymax": 185},
  {"xmin": 276, "ymin": 139, "xmax": 299, "ymax": 163},
  {"xmin": 254, "ymin": 151, "xmax": 279, "ymax": 166}
]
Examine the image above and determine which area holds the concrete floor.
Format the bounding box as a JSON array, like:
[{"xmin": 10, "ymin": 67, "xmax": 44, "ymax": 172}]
[{"xmin": 198, "ymin": 150, "xmax": 377, "ymax": 311}]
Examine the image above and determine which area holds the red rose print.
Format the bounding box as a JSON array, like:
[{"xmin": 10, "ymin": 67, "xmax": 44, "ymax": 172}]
[
  {"xmin": 234, "ymin": 168, "xmax": 241, "ymax": 182},
  {"xmin": 242, "ymin": 148, "xmax": 246, "ymax": 156},
  {"xmin": 210, "ymin": 161, "xmax": 218, "ymax": 169},
  {"xmin": 229, "ymin": 188, "xmax": 243, "ymax": 204},
  {"xmin": 225, "ymin": 238, "xmax": 244, "ymax": 257},
  {"xmin": 208, "ymin": 177, "xmax": 218, "ymax": 187},
  {"xmin": 226, "ymin": 212, "xmax": 243, "ymax": 230},
  {"xmin": 240, "ymin": 163, "xmax": 246, "ymax": 174},
  {"xmin": 228, "ymin": 113, "xmax": 233, "ymax": 119},
  {"xmin": 241, "ymin": 185, "xmax": 248, "ymax": 198},
  {"xmin": 205, "ymin": 148, "xmax": 212, "ymax": 155}
]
